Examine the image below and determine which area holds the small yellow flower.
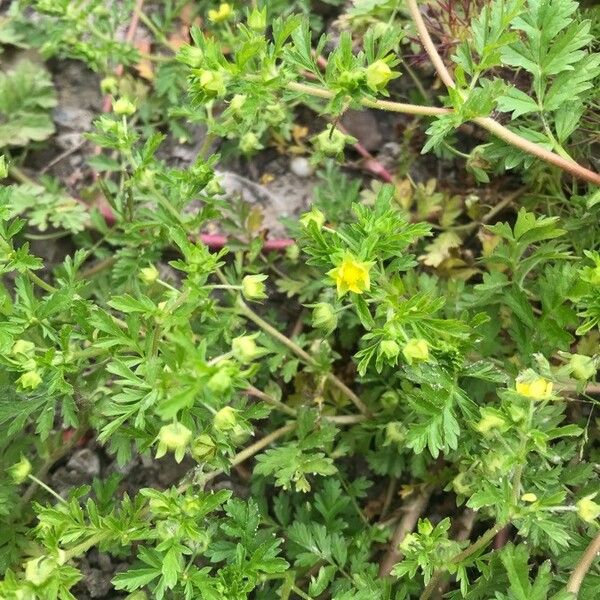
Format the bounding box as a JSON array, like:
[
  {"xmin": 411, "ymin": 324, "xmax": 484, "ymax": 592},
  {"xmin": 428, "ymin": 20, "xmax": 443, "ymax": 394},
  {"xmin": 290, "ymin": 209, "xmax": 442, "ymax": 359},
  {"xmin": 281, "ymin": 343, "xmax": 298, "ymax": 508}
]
[
  {"xmin": 208, "ymin": 3, "xmax": 233, "ymax": 23},
  {"xmin": 328, "ymin": 254, "xmax": 372, "ymax": 296},
  {"xmin": 365, "ymin": 60, "xmax": 395, "ymax": 91},
  {"xmin": 402, "ymin": 338, "xmax": 429, "ymax": 364},
  {"xmin": 577, "ymin": 495, "xmax": 600, "ymax": 523},
  {"xmin": 156, "ymin": 423, "xmax": 192, "ymax": 462},
  {"xmin": 515, "ymin": 374, "xmax": 553, "ymax": 400},
  {"xmin": 521, "ymin": 493, "xmax": 538, "ymax": 503},
  {"xmin": 139, "ymin": 265, "xmax": 159, "ymax": 284},
  {"xmin": 112, "ymin": 97, "xmax": 136, "ymax": 116}
]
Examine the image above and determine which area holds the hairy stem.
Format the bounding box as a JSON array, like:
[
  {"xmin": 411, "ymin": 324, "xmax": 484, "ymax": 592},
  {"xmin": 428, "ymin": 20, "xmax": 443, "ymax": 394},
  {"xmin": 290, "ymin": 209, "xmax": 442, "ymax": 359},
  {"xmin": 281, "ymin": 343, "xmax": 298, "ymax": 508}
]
[
  {"xmin": 403, "ymin": 0, "xmax": 600, "ymax": 187},
  {"xmin": 237, "ymin": 298, "xmax": 371, "ymax": 416},
  {"xmin": 566, "ymin": 530, "xmax": 600, "ymax": 595}
]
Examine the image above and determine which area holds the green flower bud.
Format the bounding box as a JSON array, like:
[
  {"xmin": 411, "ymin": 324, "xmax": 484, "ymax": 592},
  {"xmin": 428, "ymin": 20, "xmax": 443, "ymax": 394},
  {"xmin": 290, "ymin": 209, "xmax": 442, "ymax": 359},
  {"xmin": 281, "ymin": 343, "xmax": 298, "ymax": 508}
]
[
  {"xmin": 18, "ymin": 370, "xmax": 42, "ymax": 390},
  {"xmin": 312, "ymin": 302, "xmax": 337, "ymax": 335},
  {"xmin": 213, "ymin": 406, "xmax": 238, "ymax": 431},
  {"xmin": 365, "ymin": 59, "xmax": 395, "ymax": 91},
  {"xmin": 242, "ymin": 274, "xmax": 267, "ymax": 300},
  {"xmin": 112, "ymin": 97, "xmax": 136, "ymax": 116},
  {"xmin": 338, "ymin": 69, "xmax": 365, "ymax": 91},
  {"xmin": 179, "ymin": 45, "xmax": 204, "ymax": 68},
  {"xmin": 380, "ymin": 390, "xmax": 400, "ymax": 411},
  {"xmin": 156, "ymin": 423, "xmax": 192, "ymax": 463},
  {"xmin": 191, "ymin": 433, "xmax": 217, "ymax": 461},
  {"xmin": 380, "ymin": 339, "xmax": 400, "ymax": 360},
  {"xmin": 402, "ymin": 338, "xmax": 429, "ymax": 364},
  {"xmin": 300, "ymin": 207, "xmax": 325, "ymax": 229},
  {"xmin": 24, "ymin": 556, "xmax": 57, "ymax": 587},
  {"xmin": 232, "ymin": 335, "xmax": 260, "ymax": 363},
  {"xmin": 207, "ymin": 367, "xmax": 232, "ymax": 393},
  {"xmin": 229, "ymin": 93, "xmax": 247, "ymax": 113},
  {"xmin": 577, "ymin": 495, "xmax": 600, "ymax": 523},
  {"xmin": 264, "ymin": 103, "xmax": 286, "ymax": 126},
  {"xmin": 9, "ymin": 456, "xmax": 31, "ymax": 484},
  {"xmin": 313, "ymin": 127, "xmax": 353, "ymax": 157},
  {"xmin": 11, "ymin": 339, "xmax": 36, "ymax": 359},
  {"xmin": 475, "ymin": 408, "xmax": 506, "ymax": 435},
  {"xmin": 452, "ymin": 472, "xmax": 472, "ymax": 495},
  {"xmin": 100, "ymin": 76, "xmax": 118, "ymax": 95},
  {"xmin": 384, "ymin": 422, "xmax": 406, "ymax": 445},
  {"xmin": 285, "ymin": 244, "xmax": 300, "ymax": 262},
  {"xmin": 139, "ymin": 265, "xmax": 159, "ymax": 284},
  {"xmin": 239, "ymin": 132, "xmax": 263, "ymax": 154},
  {"xmin": 569, "ymin": 354, "xmax": 596, "ymax": 381},
  {"xmin": 248, "ymin": 7, "xmax": 267, "ymax": 31},
  {"xmin": 197, "ymin": 69, "xmax": 226, "ymax": 97},
  {"xmin": 0, "ymin": 155, "xmax": 7, "ymax": 179}
]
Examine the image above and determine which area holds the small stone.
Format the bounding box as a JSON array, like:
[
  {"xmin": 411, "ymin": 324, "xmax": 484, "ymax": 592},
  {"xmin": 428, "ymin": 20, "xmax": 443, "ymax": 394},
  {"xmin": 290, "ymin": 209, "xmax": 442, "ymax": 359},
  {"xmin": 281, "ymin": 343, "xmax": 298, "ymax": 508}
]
[
  {"xmin": 66, "ymin": 448, "xmax": 101, "ymax": 477},
  {"xmin": 290, "ymin": 156, "xmax": 314, "ymax": 178}
]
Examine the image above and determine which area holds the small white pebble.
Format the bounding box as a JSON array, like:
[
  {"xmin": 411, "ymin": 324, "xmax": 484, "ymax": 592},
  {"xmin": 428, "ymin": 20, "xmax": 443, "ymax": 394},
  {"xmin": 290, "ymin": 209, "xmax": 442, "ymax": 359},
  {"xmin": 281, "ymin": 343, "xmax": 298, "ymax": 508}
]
[{"xmin": 290, "ymin": 156, "xmax": 314, "ymax": 178}]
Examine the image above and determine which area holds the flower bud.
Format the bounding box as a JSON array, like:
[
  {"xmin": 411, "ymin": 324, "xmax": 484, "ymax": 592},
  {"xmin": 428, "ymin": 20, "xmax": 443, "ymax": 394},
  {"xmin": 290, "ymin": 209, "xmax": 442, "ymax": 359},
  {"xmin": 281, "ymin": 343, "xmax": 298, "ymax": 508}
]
[
  {"xmin": 0, "ymin": 155, "xmax": 7, "ymax": 179},
  {"xmin": 312, "ymin": 302, "xmax": 337, "ymax": 334},
  {"xmin": 365, "ymin": 60, "xmax": 395, "ymax": 91},
  {"xmin": 18, "ymin": 370, "xmax": 42, "ymax": 390},
  {"xmin": 232, "ymin": 335, "xmax": 260, "ymax": 363},
  {"xmin": 208, "ymin": 3, "xmax": 233, "ymax": 23},
  {"xmin": 521, "ymin": 493, "xmax": 538, "ymax": 503},
  {"xmin": 229, "ymin": 93, "xmax": 247, "ymax": 113},
  {"xmin": 248, "ymin": 7, "xmax": 267, "ymax": 31},
  {"xmin": 515, "ymin": 373, "xmax": 553, "ymax": 400},
  {"xmin": 197, "ymin": 69, "xmax": 226, "ymax": 97},
  {"xmin": 300, "ymin": 207, "xmax": 325, "ymax": 229},
  {"xmin": 380, "ymin": 339, "xmax": 400, "ymax": 360},
  {"xmin": 139, "ymin": 265, "xmax": 159, "ymax": 284},
  {"xmin": 213, "ymin": 406, "xmax": 238, "ymax": 431},
  {"xmin": 313, "ymin": 127, "xmax": 353, "ymax": 157},
  {"xmin": 576, "ymin": 495, "xmax": 600, "ymax": 523},
  {"xmin": 239, "ymin": 132, "xmax": 263, "ymax": 154},
  {"xmin": 402, "ymin": 338, "xmax": 429, "ymax": 364},
  {"xmin": 242, "ymin": 274, "xmax": 267, "ymax": 300},
  {"xmin": 569, "ymin": 354, "xmax": 596, "ymax": 381},
  {"xmin": 100, "ymin": 76, "xmax": 118, "ymax": 95},
  {"xmin": 380, "ymin": 390, "xmax": 400, "ymax": 411},
  {"xmin": 112, "ymin": 97, "xmax": 136, "ymax": 116},
  {"xmin": 207, "ymin": 367, "xmax": 232, "ymax": 393},
  {"xmin": 191, "ymin": 433, "xmax": 217, "ymax": 461},
  {"xmin": 156, "ymin": 423, "xmax": 192, "ymax": 462},
  {"xmin": 178, "ymin": 45, "xmax": 204, "ymax": 68},
  {"xmin": 475, "ymin": 409, "xmax": 506, "ymax": 435},
  {"xmin": 384, "ymin": 422, "xmax": 406, "ymax": 445},
  {"xmin": 11, "ymin": 339, "xmax": 36, "ymax": 359},
  {"xmin": 9, "ymin": 456, "xmax": 31, "ymax": 484},
  {"xmin": 24, "ymin": 556, "xmax": 57, "ymax": 587}
]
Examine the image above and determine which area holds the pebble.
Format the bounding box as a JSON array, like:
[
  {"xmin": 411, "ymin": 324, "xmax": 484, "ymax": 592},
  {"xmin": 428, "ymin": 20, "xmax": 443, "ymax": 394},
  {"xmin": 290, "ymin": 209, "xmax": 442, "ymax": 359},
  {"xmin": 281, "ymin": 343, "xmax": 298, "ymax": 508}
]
[{"xmin": 289, "ymin": 156, "xmax": 314, "ymax": 178}]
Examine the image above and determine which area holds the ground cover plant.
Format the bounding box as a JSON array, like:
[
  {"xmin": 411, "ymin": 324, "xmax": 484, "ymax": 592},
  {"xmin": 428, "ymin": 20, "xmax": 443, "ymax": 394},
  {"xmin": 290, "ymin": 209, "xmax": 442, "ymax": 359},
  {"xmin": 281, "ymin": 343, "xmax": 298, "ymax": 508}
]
[{"xmin": 0, "ymin": 0, "xmax": 599, "ymax": 598}]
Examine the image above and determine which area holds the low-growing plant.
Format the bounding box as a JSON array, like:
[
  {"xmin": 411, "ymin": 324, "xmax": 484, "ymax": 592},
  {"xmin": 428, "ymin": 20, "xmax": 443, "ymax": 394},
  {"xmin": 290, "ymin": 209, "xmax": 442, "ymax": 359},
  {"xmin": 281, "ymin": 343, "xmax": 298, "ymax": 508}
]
[{"xmin": 0, "ymin": 1, "xmax": 599, "ymax": 599}]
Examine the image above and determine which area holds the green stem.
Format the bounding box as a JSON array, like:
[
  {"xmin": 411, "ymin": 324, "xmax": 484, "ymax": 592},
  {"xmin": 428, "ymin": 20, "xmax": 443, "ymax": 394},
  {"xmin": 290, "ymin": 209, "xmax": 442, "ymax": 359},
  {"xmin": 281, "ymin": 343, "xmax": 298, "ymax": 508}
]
[
  {"xmin": 27, "ymin": 271, "xmax": 57, "ymax": 294},
  {"xmin": 26, "ymin": 474, "xmax": 67, "ymax": 505},
  {"xmin": 237, "ymin": 298, "xmax": 370, "ymax": 416},
  {"xmin": 420, "ymin": 521, "xmax": 507, "ymax": 600}
]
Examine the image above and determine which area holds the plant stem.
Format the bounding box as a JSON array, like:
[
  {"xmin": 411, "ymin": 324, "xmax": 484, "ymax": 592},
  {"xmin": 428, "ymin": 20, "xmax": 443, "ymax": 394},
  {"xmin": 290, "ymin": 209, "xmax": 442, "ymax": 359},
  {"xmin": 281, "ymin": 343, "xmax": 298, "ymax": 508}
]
[
  {"xmin": 379, "ymin": 487, "xmax": 432, "ymax": 576},
  {"xmin": 27, "ymin": 270, "xmax": 57, "ymax": 294},
  {"xmin": 26, "ymin": 474, "xmax": 67, "ymax": 505},
  {"xmin": 420, "ymin": 521, "xmax": 507, "ymax": 599},
  {"xmin": 566, "ymin": 530, "xmax": 600, "ymax": 596},
  {"xmin": 200, "ymin": 423, "xmax": 296, "ymax": 485},
  {"xmin": 287, "ymin": 80, "xmax": 449, "ymax": 117},
  {"xmin": 403, "ymin": 0, "xmax": 600, "ymax": 187},
  {"xmin": 237, "ymin": 298, "xmax": 370, "ymax": 416}
]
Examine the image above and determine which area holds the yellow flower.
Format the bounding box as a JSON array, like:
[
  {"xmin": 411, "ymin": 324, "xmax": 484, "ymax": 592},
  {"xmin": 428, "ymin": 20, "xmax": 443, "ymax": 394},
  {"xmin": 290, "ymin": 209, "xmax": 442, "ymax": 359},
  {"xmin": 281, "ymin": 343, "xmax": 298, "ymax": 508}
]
[
  {"xmin": 328, "ymin": 254, "xmax": 371, "ymax": 296},
  {"xmin": 521, "ymin": 493, "xmax": 538, "ymax": 503},
  {"xmin": 515, "ymin": 375, "xmax": 553, "ymax": 400},
  {"xmin": 576, "ymin": 495, "xmax": 600, "ymax": 523},
  {"xmin": 156, "ymin": 423, "xmax": 192, "ymax": 462},
  {"xmin": 365, "ymin": 60, "xmax": 395, "ymax": 91},
  {"xmin": 402, "ymin": 338, "xmax": 429, "ymax": 364},
  {"xmin": 208, "ymin": 3, "xmax": 233, "ymax": 23}
]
